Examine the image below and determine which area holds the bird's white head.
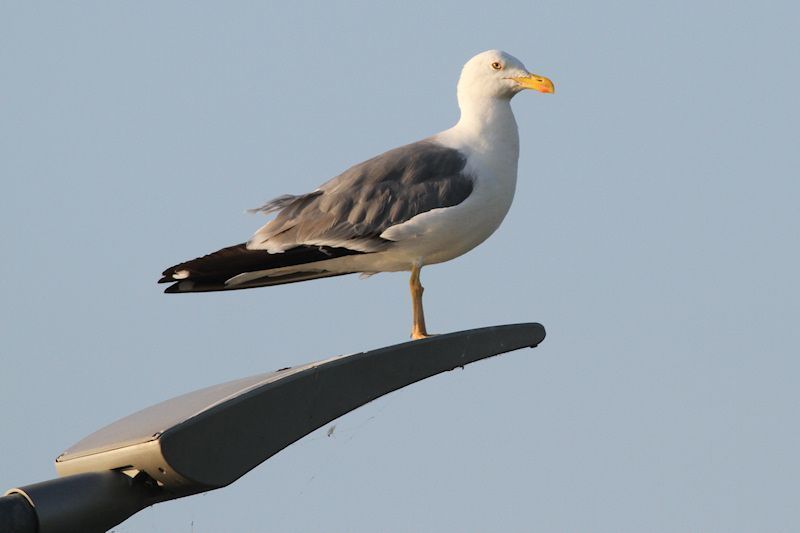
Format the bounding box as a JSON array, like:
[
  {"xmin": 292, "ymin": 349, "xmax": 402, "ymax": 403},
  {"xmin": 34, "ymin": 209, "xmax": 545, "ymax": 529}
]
[{"xmin": 457, "ymin": 50, "xmax": 554, "ymax": 105}]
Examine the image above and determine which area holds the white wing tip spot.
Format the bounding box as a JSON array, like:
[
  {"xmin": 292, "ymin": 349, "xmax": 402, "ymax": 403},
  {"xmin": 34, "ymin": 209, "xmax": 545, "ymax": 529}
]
[{"xmin": 172, "ymin": 269, "xmax": 190, "ymax": 280}]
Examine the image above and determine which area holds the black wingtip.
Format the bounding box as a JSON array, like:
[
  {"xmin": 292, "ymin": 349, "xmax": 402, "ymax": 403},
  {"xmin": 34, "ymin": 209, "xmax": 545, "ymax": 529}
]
[
  {"xmin": 163, "ymin": 279, "xmax": 229, "ymax": 293},
  {"xmin": 163, "ymin": 282, "xmax": 182, "ymax": 293},
  {"xmin": 158, "ymin": 243, "xmax": 365, "ymax": 292},
  {"xmin": 162, "ymin": 270, "xmax": 355, "ymax": 294}
]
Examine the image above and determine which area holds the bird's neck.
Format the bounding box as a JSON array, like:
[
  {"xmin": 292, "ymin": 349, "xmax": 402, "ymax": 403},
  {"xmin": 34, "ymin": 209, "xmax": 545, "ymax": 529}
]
[{"xmin": 454, "ymin": 97, "xmax": 519, "ymax": 156}]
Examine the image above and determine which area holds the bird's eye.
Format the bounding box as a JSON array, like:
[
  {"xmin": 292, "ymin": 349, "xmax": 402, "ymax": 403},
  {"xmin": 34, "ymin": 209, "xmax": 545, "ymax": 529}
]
[{"xmin": 491, "ymin": 61, "xmax": 503, "ymax": 70}]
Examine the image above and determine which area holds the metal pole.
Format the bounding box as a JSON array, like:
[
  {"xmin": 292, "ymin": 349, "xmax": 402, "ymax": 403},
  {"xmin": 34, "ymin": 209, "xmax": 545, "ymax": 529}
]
[
  {"xmin": 4, "ymin": 471, "xmax": 163, "ymax": 533},
  {"xmin": 0, "ymin": 492, "xmax": 37, "ymax": 533}
]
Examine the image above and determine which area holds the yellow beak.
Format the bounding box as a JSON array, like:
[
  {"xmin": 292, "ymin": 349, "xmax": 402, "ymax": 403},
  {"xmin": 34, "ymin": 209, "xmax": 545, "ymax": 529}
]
[{"xmin": 511, "ymin": 73, "xmax": 555, "ymax": 94}]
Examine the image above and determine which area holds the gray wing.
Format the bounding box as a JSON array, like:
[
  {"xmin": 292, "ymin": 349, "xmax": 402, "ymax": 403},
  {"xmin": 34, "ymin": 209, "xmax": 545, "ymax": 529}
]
[{"xmin": 249, "ymin": 139, "xmax": 473, "ymax": 252}]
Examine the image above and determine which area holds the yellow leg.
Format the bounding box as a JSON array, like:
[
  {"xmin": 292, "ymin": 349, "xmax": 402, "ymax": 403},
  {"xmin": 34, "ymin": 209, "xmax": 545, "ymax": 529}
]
[{"xmin": 410, "ymin": 263, "xmax": 429, "ymax": 340}]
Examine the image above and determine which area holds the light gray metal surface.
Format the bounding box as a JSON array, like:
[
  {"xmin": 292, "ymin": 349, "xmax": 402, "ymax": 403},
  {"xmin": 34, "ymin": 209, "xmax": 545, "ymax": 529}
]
[{"xmin": 59, "ymin": 363, "xmax": 329, "ymax": 461}]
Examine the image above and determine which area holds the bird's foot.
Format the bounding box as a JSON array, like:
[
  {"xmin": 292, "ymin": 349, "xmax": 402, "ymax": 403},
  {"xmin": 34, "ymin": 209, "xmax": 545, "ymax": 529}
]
[{"xmin": 411, "ymin": 330, "xmax": 437, "ymax": 340}]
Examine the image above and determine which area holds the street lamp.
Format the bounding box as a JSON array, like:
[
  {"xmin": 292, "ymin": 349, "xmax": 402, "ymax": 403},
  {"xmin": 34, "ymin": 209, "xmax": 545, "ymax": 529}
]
[{"xmin": 1, "ymin": 323, "xmax": 545, "ymax": 533}]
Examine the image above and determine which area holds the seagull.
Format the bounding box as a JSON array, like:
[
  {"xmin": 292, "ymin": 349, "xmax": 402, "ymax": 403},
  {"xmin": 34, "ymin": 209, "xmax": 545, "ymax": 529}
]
[{"xmin": 159, "ymin": 50, "xmax": 553, "ymax": 339}]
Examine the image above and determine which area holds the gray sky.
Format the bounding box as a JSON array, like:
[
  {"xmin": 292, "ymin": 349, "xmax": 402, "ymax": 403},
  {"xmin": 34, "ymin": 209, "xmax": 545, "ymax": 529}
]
[{"xmin": 2, "ymin": 1, "xmax": 798, "ymax": 531}]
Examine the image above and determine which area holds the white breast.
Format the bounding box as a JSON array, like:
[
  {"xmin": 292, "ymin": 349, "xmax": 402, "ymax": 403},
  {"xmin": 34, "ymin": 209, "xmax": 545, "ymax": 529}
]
[{"xmin": 378, "ymin": 102, "xmax": 521, "ymax": 267}]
